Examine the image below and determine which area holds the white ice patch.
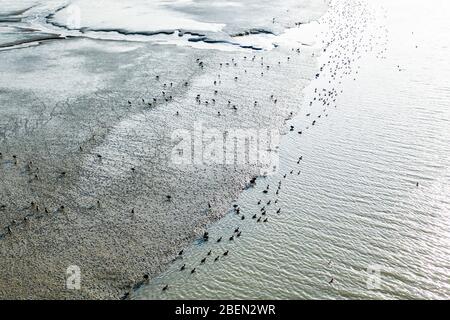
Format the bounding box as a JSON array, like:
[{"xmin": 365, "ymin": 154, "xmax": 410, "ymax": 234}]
[
  {"xmin": 51, "ymin": 0, "xmax": 225, "ymax": 33},
  {"xmin": 232, "ymin": 21, "xmax": 324, "ymax": 50}
]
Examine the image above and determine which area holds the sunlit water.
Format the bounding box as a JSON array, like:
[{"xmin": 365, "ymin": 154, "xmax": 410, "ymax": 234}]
[{"xmin": 133, "ymin": 0, "xmax": 450, "ymax": 300}]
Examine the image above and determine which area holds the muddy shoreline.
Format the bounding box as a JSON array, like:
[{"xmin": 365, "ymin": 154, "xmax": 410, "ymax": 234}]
[{"xmin": 0, "ymin": 2, "xmax": 327, "ymax": 299}]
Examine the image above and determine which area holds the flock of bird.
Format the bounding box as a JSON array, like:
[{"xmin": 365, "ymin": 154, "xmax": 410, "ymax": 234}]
[
  {"xmin": 117, "ymin": 0, "xmax": 394, "ymax": 296},
  {"xmin": 0, "ymin": 0, "xmax": 408, "ymax": 299}
]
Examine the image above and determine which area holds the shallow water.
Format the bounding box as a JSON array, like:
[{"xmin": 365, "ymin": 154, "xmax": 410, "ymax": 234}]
[
  {"xmin": 133, "ymin": 0, "xmax": 450, "ymax": 300},
  {"xmin": 0, "ymin": 0, "xmax": 448, "ymax": 300}
]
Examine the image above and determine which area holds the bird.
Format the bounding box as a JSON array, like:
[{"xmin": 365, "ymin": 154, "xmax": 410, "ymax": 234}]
[
  {"xmin": 180, "ymin": 264, "xmax": 186, "ymax": 271},
  {"xmin": 201, "ymin": 257, "xmax": 206, "ymax": 264},
  {"xmin": 178, "ymin": 250, "xmax": 183, "ymax": 256},
  {"xmin": 191, "ymin": 268, "xmax": 196, "ymax": 274},
  {"xmin": 217, "ymin": 236, "xmax": 222, "ymax": 243},
  {"xmin": 162, "ymin": 285, "xmax": 168, "ymax": 291},
  {"xmin": 223, "ymin": 250, "xmax": 229, "ymax": 256}
]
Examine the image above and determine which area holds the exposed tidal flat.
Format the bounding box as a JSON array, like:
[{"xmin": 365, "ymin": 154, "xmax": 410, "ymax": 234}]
[{"xmin": 0, "ymin": 0, "xmax": 327, "ymax": 299}]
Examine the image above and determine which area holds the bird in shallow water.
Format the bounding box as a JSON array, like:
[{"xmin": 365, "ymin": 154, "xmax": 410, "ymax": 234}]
[{"xmin": 162, "ymin": 285, "xmax": 168, "ymax": 291}]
